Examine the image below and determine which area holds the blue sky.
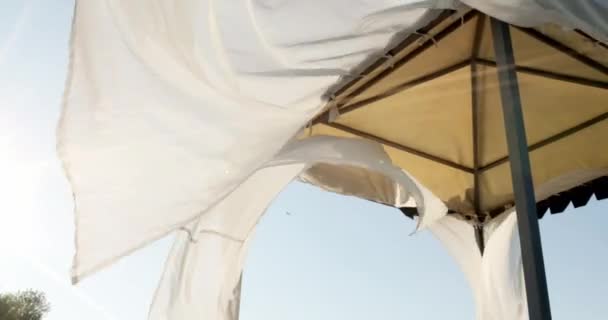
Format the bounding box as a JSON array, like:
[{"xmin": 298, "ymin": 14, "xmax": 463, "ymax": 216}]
[{"xmin": 0, "ymin": 1, "xmax": 606, "ymax": 320}]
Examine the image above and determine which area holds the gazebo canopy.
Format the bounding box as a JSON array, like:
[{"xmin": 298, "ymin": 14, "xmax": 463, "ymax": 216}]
[{"xmin": 308, "ymin": 10, "xmax": 608, "ymax": 221}]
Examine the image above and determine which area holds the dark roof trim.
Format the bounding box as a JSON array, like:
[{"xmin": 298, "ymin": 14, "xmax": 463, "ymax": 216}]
[
  {"xmin": 400, "ymin": 176, "xmax": 608, "ymax": 221},
  {"xmin": 536, "ymin": 176, "xmax": 608, "ymax": 218}
]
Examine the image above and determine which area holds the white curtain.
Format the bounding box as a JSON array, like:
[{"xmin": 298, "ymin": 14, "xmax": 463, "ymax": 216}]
[
  {"xmin": 60, "ymin": 0, "xmax": 442, "ymax": 283},
  {"xmin": 148, "ymin": 136, "xmax": 446, "ymax": 320},
  {"xmin": 429, "ymin": 210, "xmax": 528, "ymax": 320}
]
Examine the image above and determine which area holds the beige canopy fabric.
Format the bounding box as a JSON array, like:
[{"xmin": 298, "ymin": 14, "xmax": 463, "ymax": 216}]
[{"xmin": 307, "ymin": 9, "xmax": 608, "ymax": 220}]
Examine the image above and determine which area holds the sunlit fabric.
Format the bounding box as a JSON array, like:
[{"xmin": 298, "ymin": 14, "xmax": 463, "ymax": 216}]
[
  {"xmin": 148, "ymin": 136, "xmax": 446, "ymax": 320},
  {"xmin": 429, "ymin": 210, "xmax": 527, "ymax": 320},
  {"xmin": 60, "ymin": 0, "xmax": 439, "ymax": 282}
]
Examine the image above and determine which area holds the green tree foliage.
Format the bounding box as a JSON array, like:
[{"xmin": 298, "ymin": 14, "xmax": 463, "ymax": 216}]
[{"xmin": 0, "ymin": 290, "xmax": 50, "ymax": 320}]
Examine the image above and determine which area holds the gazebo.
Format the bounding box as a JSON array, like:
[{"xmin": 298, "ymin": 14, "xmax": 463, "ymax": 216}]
[{"xmin": 59, "ymin": 2, "xmax": 607, "ymax": 320}]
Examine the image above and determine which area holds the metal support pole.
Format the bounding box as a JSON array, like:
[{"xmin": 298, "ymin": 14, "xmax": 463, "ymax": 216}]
[{"xmin": 491, "ymin": 18, "xmax": 552, "ymax": 320}]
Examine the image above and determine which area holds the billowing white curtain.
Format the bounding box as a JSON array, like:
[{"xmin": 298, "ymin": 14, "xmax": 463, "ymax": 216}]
[
  {"xmin": 429, "ymin": 210, "xmax": 527, "ymax": 320},
  {"xmin": 60, "ymin": 0, "xmax": 443, "ymax": 283},
  {"xmin": 148, "ymin": 136, "xmax": 446, "ymax": 320}
]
